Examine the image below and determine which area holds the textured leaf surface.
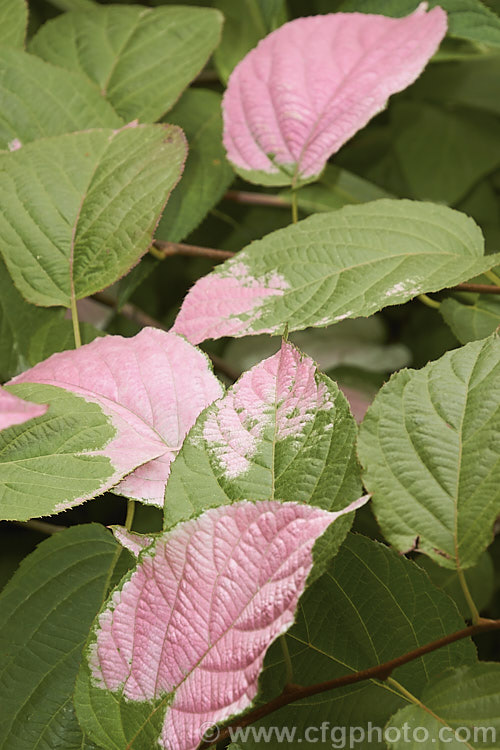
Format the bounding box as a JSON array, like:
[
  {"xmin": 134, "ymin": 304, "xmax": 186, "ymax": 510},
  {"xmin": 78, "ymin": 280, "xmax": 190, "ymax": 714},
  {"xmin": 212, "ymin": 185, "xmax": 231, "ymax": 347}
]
[
  {"xmin": 30, "ymin": 5, "xmax": 223, "ymax": 122},
  {"xmin": 77, "ymin": 500, "xmax": 363, "ymax": 750},
  {"xmin": 0, "ymin": 0, "xmax": 27, "ymax": 48},
  {"xmin": 0, "ymin": 386, "xmax": 47, "ymax": 430},
  {"xmin": 156, "ymin": 89, "xmax": 234, "ymax": 244},
  {"xmin": 0, "ymin": 47, "xmax": 122, "ymax": 150},
  {"xmin": 213, "ymin": 0, "xmax": 287, "ymax": 83},
  {"xmin": 358, "ymin": 335, "xmax": 500, "ymax": 569},
  {"xmin": 441, "ymin": 296, "xmax": 500, "ymax": 344},
  {"xmin": 164, "ymin": 340, "xmax": 361, "ymax": 528},
  {"xmin": 173, "ymin": 200, "xmax": 496, "ymax": 343},
  {"xmin": 386, "ymin": 664, "xmax": 500, "ymax": 748},
  {"xmin": 0, "ymin": 382, "xmax": 136, "ymax": 521},
  {"xmin": 13, "ymin": 329, "xmax": 222, "ymax": 506},
  {"xmin": 340, "ymin": 0, "xmax": 500, "ymax": 49},
  {"xmin": 0, "ymin": 257, "xmax": 62, "ymax": 381},
  {"xmin": 0, "ymin": 125, "xmax": 186, "ymax": 307},
  {"xmin": 0, "ymin": 524, "xmax": 119, "ymax": 750},
  {"xmin": 392, "ymin": 102, "xmax": 500, "ymax": 204},
  {"xmin": 241, "ymin": 533, "xmax": 476, "ymax": 749},
  {"xmin": 222, "ymin": 6, "xmax": 446, "ymax": 185}
]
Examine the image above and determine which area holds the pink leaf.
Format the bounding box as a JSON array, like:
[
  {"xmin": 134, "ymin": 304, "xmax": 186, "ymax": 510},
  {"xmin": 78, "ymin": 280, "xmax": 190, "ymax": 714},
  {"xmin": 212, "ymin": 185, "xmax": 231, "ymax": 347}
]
[
  {"xmin": 172, "ymin": 261, "xmax": 288, "ymax": 345},
  {"xmin": 89, "ymin": 498, "xmax": 367, "ymax": 750},
  {"xmin": 0, "ymin": 387, "xmax": 48, "ymax": 430},
  {"xmin": 223, "ymin": 3, "xmax": 447, "ymax": 184},
  {"xmin": 11, "ymin": 329, "xmax": 222, "ymax": 505},
  {"xmin": 110, "ymin": 526, "xmax": 154, "ymax": 558}
]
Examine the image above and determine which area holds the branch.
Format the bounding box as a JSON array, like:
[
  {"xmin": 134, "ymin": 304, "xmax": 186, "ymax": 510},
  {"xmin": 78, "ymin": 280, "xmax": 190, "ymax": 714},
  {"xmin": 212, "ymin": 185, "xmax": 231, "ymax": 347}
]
[
  {"xmin": 450, "ymin": 283, "xmax": 500, "ymax": 295},
  {"xmin": 92, "ymin": 293, "xmax": 241, "ymax": 382},
  {"xmin": 12, "ymin": 519, "xmax": 67, "ymax": 535},
  {"xmin": 152, "ymin": 240, "xmax": 235, "ymax": 261},
  {"xmin": 224, "ymin": 189, "xmax": 290, "ymax": 208},
  {"xmin": 200, "ymin": 618, "xmax": 500, "ymax": 748}
]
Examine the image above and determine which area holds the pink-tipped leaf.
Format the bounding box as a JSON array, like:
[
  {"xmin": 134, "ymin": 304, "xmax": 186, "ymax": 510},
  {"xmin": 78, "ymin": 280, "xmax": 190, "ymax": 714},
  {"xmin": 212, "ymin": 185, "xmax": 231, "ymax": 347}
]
[
  {"xmin": 0, "ymin": 387, "xmax": 48, "ymax": 430},
  {"xmin": 223, "ymin": 3, "xmax": 447, "ymax": 185},
  {"xmin": 11, "ymin": 328, "xmax": 222, "ymax": 505},
  {"xmin": 87, "ymin": 498, "xmax": 367, "ymax": 750}
]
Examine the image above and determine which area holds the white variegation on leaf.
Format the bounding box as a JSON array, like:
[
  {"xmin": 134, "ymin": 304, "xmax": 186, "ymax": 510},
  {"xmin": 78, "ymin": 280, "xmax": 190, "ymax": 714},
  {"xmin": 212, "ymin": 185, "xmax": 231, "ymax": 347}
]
[
  {"xmin": 173, "ymin": 200, "xmax": 498, "ymax": 344},
  {"xmin": 164, "ymin": 341, "xmax": 362, "ymax": 528}
]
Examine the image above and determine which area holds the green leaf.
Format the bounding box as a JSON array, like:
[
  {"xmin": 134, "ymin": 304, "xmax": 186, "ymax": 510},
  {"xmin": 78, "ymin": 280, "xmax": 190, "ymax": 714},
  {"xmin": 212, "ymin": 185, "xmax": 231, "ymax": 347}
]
[
  {"xmin": 0, "ymin": 124, "xmax": 186, "ymax": 307},
  {"xmin": 392, "ymin": 102, "xmax": 500, "ymax": 204},
  {"xmin": 416, "ymin": 550, "xmax": 495, "ymax": 619},
  {"xmin": 411, "ymin": 56, "xmax": 500, "ymax": 117},
  {"xmin": 173, "ymin": 200, "xmax": 500, "ymax": 342},
  {"xmin": 358, "ymin": 335, "xmax": 500, "ymax": 569},
  {"xmin": 241, "ymin": 534, "xmax": 476, "ymax": 749},
  {"xmin": 339, "ymin": 0, "xmax": 500, "ymax": 49},
  {"xmin": 0, "ymin": 47, "xmax": 122, "ymax": 150},
  {"xmin": 29, "ymin": 5, "xmax": 223, "ymax": 122},
  {"xmin": 0, "ymin": 257, "xmax": 63, "ymax": 382},
  {"xmin": 214, "ymin": 0, "xmax": 287, "ymax": 83},
  {"xmin": 156, "ymin": 88, "xmax": 234, "ymax": 243},
  {"xmin": 280, "ymin": 164, "xmax": 392, "ymax": 214},
  {"xmin": 164, "ymin": 341, "xmax": 361, "ymax": 530},
  {"xmin": 28, "ymin": 318, "xmax": 104, "ymax": 367},
  {"xmin": 0, "ymin": 0, "xmax": 27, "ymax": 48},
  {"xmin": 0, "ymin": 524, "xmax": 120, "ymax": 750},
  {"xmin": 441, "ymin": 296, "xmax": 500, "ymax": 343},
  {"xmin": 0, "ymin": 383, "xmax": 116, "ymax": 521},
  {"xmin": 386, "ymin": 663, "xmax": 500, "ymax": 748}
]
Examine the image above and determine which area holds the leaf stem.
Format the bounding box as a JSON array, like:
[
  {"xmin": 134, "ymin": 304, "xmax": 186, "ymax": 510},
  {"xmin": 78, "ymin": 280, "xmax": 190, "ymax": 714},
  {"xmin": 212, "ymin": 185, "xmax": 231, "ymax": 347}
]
[
  {"xmin": 70, "ymin": 294, "xmax": 82, "ymax": 349},
  {"xmin": 12, "ymin": 519, "xmax": 67, "ymax": 535},
  {"xmin": 291, "ymin": 191, "xmax": 298, "ymax": 224},
  {"xmin": 280, "ymin": 635, "xmax": 294, "ymax": 685},
  {"xmin": 199, "ymin": 618, "xmax": 500, "ymax": 748},
  {"xmin": 418, "ymin": 293, "xmax": 440, "ymax": 310},
  {"xmin": 224, "ymin": 190, "xmax": 289, "ymax": 208},
  {"xmin": 125, "ymin": 500, "xmax": 135, "ymax": 532},
  {"xmin": 485, "ymin": 269, "xmax": 500, "ymax": 287},
  {"xmin": 457, "ymin": 566, "xmax": 480, "ymax": 624}
]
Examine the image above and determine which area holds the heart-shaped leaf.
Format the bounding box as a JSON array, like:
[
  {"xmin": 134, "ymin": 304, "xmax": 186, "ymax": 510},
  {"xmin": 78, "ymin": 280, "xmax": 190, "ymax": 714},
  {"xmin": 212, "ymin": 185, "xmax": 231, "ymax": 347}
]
[
  {"xmin": 222, "ymin": 5, "xmax": 446, "ymax": 186},
  {"xmin": 0, "ymin": 386, "xmax": 47, "ymax": 430},
  {"xmin": 29, "ymin": 5, "xmax": 223, "ymax": 122},
  {"xmin": 12, "ymin": 328, "xmax": 222, "ymax": 507},
  {"xmin": 0, "ymin": 124, "xmax": 186, "ymax": 307},
  {"xmin": 173, "ymin": 200, "xmax": 498, "ymax": 344},
  {"xmin": 76, "ymin": 499, "xmax": 366, "ymax": 750},
  {"xmin": 358, "ymin": 334, "xmax": 500, "ymax": 569},
  {"xmin": 0, "ymin": 47, "xmax": 122, "ymax": 150},
  {"xmin": 164, "ymin": 340, "xmax": 361, "ymax": 528}
]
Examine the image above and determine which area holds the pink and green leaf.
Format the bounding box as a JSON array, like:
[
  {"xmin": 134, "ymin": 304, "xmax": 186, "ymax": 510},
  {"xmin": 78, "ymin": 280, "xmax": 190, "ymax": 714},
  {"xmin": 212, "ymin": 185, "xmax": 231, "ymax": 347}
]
[
  {"xmin": 222, "ymin": 4, "xmax": 447, "ymax": 186},
  {"xmin": 164, "ymin": 340, "xmax": 361, "ymax": 528},
  {"xmin": 77, "ymin": 499, "xmax": 367, "ymax": 750},
  {"xmin": 11, "ymin": 328, "xmax": 223, "ymax": 507}
]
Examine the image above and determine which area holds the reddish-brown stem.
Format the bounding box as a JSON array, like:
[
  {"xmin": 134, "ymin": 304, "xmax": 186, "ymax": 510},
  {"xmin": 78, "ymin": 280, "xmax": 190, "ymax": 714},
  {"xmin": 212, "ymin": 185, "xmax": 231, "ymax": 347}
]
[
  {"xmin": 199, "ymin": 619, "xmax": 500, "ymax": 749},
  {"xmin": 450, "ymin": 283, "xmax": 500, "ymax": 295},
  {"xmin": 152, "ymin": 240, "xmax": 235, "ymax": 261}
]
